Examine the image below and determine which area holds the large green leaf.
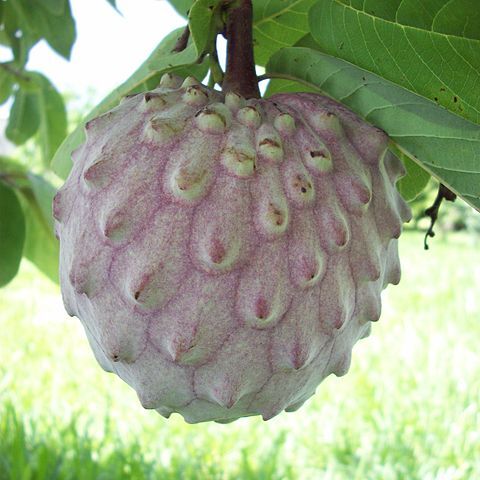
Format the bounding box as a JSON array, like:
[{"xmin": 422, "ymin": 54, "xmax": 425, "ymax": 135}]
[
  {"xmin": 253, "ymin": 0, "xmax": 316, "ymax": 66},
  {"xmin": 309, "ymin": 0, "xmax": 480, "ymax": 125},
  {"xmin": 266, "ymin": 47, "xmax": 480, "ymax": 212},
  {"xmin": 0, "ymin": 157, "xmax": 59, "ymax": 283},
  {"xmin": 5, "ymin": 88, "xmax": 41, "ymax": 145},
  {"xmin": 52, "ymin": 27, "xmax": 208, "ymax": 179},
  {"xmin": 32, "ymin": 73, "xmax": 68, "ymax": 167},
  {"xmin": 0, "ymin": 180, "xmax": 25, "ymax": 287},
  {"xmin": 19, "ymin": 174, "xmax": 59, "ymax": 283}
]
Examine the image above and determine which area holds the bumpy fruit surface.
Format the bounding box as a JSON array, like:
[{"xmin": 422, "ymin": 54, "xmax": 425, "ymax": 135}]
[{"xmin": 54, "ymin": 74, "xmax": 412, "ymax": 423}]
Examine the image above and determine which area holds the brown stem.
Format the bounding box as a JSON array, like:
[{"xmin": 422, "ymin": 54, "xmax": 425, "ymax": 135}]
[
  {"xmin": 0, "ymin": 62, "xmax": 32, "ymax": 84},
  {"xmin": 222, "ymin": 0, "xmax": 260, "ymax": 99},
  {"xmin": 424, "ymin": 183, "xmax": 457, "ymax": 250}
]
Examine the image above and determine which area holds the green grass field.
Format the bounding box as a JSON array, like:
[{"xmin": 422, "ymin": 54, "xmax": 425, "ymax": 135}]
[{"xmin": 1, "ymin": 231, "xmax": 479, "ymax": 480}]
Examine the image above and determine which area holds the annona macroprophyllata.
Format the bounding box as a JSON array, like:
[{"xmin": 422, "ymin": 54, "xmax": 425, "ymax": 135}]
[{"xmin": 53, "ymin": 74, "xmax": 412, "ymax": 424}]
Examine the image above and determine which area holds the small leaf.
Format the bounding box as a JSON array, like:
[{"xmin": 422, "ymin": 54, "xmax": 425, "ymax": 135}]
[
  {"xmin": 266, "ymin": 47, "xmax": 480, "ymax": 212},
  {"xmin": 6, "ymin": 88, "xmax": 41, "ymax": 145},
  {"xmin": 52, "ymin": 27, "xmax": 208, "ymax": 179},
  {"xmin": 188, "ymin": 0, "xmax": 220, "ymax": 56},
  {"xmin": 0, "ymin": 180, "xmax": 26, "ymax": 287}
]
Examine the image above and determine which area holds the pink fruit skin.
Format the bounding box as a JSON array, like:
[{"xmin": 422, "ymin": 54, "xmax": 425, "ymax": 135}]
[{"xmin": 53, "ymin": 75, "xmax": 411, "ymax": 423}]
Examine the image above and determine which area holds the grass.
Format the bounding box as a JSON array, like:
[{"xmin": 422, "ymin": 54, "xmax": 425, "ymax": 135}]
[{"xmin": 0, "ymin": 231, "xmax": 479, "ymax": 479}]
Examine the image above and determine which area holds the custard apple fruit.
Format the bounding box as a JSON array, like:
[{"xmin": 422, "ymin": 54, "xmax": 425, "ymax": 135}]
[{"xmin": 53, "ymin": 74, "xmax": 412, "ymax": 423}]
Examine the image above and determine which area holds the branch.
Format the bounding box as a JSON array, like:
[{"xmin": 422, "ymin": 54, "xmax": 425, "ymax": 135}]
[
  {"xmin": 424, "ymin": 184, "xmax": 457, "ymax": 250},
  {"xmin": 0, "ymin": 62, "xmax": 32, "ymax": 85}
]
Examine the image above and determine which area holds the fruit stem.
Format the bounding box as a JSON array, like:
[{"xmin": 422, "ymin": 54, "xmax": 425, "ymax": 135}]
[{"xmin": 222, "ymin": 0, "xmax": 260, "ymax": 99}]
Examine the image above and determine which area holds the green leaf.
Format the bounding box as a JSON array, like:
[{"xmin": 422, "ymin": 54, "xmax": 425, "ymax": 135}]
[
  {"xmin": 390, "ymin": 148, "xmax": 431, "ymax": 202},
  {"xmin": 0, "ymin": 68, "xmax": 15, "ymax": 105},
  {"xmin": 172, "ymin": 0, "xmax": 316, "ymax": 64},
  {"xmin": 37, "ymin": 1, "xmax": 76, "ymax": 60},
  {"xmin": 2, "ymin": 1, "xmax": 39, "ymax": 67},
  {"xmin": 0, "ymin": 156, "xmax": 28, "ymax": 185},
  {"xmin": 253, "ymin": 0, "xmax": 316, "ymax": 66},
  {"xmin": 166, "ymin": 0, "xmax": 194, "ymax": 18},
  {"xmin": 104, "ymin": 0, "xmax": 121, "ymax": 13},
  {"xmin": 6, "ymin": 88, "xmax": 41, "ymax": 145},
  {"xmin": 264, "ymin": 77, "xmax": 317, "ymax": 97},
  {"xmin": 0, "ymin": 157, "xmax": 59, "ymax": 282},
  {"xmin": 18, "ymin": 174, "xmax": 59, "ymax": 283},
  {"xmin": 20, "ymin": 194, "xmax": 59, "ymax": 283},
  {"xmin": 6, "ymin": 0, "xmax": 75, "ymax": 60},
  {"xmin": 28, "ymin": 173, "xmax": 57, "ymax": 231},
  {"xmin": 7, "ymin": 0, "xmax": 39, "ymax": 37},
  {"xmin": 309, "ymin": 0, "xmax": 480, "ymax": 125},
  {"xmin": 36, "ymin": 0, "xmax": 65, "ymax": 16},
  {"xmin": 188, "ymin": 0, "xmax": 220, "ymax": 56},
  {"xmin": 0, "ymin": 180, "xmax": 25, "ymax": 287},
  {"xmin": 52, "ymin": 27, "xmax": 208, "ymax": 179},
  {"xmin": 31, "ymin": 73, "xmax": 68, "ymax": 167},
  {"xmin": 266, "ymin": 47, "xmax": 480, "ymax": 212}
]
